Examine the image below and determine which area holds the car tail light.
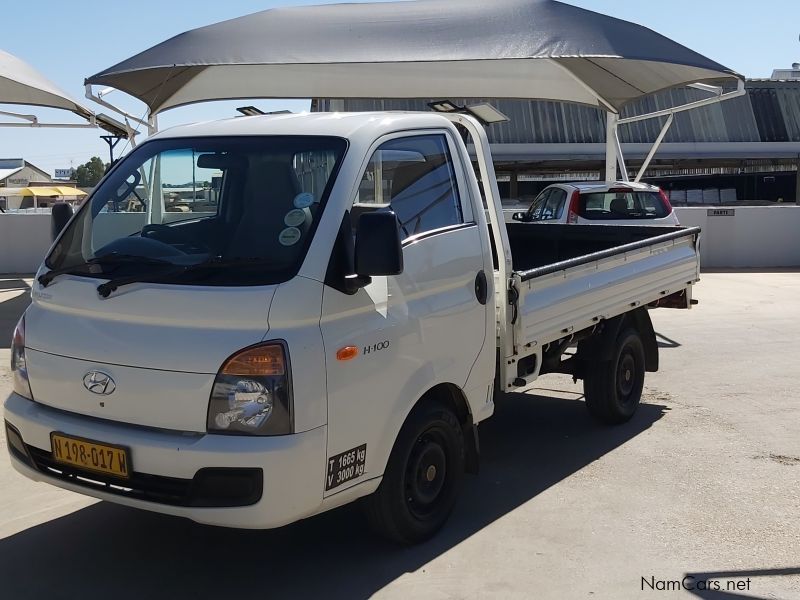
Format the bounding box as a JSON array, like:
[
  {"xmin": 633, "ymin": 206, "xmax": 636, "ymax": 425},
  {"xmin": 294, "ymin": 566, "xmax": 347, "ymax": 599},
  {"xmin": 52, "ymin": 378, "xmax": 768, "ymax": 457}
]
[
  {"xmin": 659, "ymin": 189, "xmax": 673, "ymax": 212},
  {"xmin": 207, "ymin": 342, "xmax": 293, "ymax": 436},
  {"xmin": 567, "ymin": 190, "xmax": 581, "ymax": 224}
]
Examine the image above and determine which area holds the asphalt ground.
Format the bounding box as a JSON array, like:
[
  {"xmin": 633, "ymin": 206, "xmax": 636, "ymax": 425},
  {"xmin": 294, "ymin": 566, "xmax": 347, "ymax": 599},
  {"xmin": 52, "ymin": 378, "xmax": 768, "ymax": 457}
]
[{"xmin": 1, "ymin": 272, "xmax": 798, "ymax": 599}]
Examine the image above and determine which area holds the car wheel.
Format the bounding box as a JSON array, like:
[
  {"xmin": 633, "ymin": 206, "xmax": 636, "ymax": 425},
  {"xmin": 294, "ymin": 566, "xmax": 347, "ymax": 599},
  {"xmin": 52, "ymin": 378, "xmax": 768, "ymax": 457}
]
[
  {"xmin": 584, "ymin": 328, "xmax": 646, "ymax": 425},
  {"xmin": 364, "ymin": 401, "xmax": 465, "ymax": 544}
]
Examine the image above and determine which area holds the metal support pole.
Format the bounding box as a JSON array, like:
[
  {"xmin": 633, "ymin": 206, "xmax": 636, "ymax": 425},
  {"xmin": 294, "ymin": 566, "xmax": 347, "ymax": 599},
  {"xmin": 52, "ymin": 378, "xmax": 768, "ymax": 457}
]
[
  {"xmin": 796, "ymin": 160, "xmax": 800, "ymax": 204},
  {"xmin": 100, "ymin": 135, "xmax": 123, "ymax": 165},
  {"xmin": 85, "ymin": 84, "xmax": 152, "ymax": 130},
  {"xmin": 605, "ymin": 112, "xmax": 619, "ymax": 182},
  {"xmin": 614, "ymin": 128, "xmax": 629, "ymax": 182},
  {"xmin": 148, "ymin": 114, "xmax": 158, "ymax": 137},
  {"xmin": 618, "ymin": 79, "xmax": 746, "ymax": 125},
  {"xmin": 635, "ymin": 113, "xmax": 675, "ymax": 183},
  {"xmin": 510, "ymin": 172, "xmax": 519, "ymax": 199}
]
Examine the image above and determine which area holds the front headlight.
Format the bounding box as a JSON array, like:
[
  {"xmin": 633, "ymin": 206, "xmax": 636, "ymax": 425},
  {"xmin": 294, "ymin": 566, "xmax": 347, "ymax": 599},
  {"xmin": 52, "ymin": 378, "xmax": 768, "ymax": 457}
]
[
  {"xmin": 10, "ymin": 316, "xmax": 33, "ymax": 400},
  {"xmin": 207, "ymin": 342, "xmax": 293, "ymax": 436}
]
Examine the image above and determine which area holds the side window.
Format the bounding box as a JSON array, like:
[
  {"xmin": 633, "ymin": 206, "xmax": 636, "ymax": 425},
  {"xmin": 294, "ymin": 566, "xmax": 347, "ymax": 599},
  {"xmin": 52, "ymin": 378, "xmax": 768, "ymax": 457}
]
[
  {"xmin": 355, "ymin": 134, "xmax": 463, "ymax": 239},
  {"xmin": 293, "ymin": 149, "xmax": 339, "ymax": 200},
  {"xmin": 529, "ymin": 190, "xmax": 551, "ymax": 220},
  {"xmin": 96, "ymin": 149, "xmax": 219, "ymax": 218},
  {"xmin": 158, "ymin": 149, "xmax": 220, "ymax": 220},
  {"xmin": 545, "ymin": 189, "xmax": 567, "ymax": 220}
]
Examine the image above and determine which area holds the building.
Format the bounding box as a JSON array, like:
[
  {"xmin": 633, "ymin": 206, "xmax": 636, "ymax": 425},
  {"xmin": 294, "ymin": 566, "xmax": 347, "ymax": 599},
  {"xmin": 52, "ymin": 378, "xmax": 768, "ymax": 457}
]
[
  {"xmin": 0, "ymin": 158, "xmax": 79, "ymax": 210},
  {"xmin": 0, "ymin": 158, "xmax": 52, "ymax": 188},
  {"xmin": 313, "ymin": 68, "xmax": 800, "ymax": 205}
]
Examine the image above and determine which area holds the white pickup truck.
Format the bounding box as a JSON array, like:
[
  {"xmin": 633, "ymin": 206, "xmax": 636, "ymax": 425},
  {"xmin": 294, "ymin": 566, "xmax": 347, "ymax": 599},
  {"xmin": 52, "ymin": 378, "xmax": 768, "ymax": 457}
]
[{"xmin": 5, "ymin": 111, "xmax": 700, "ymax": 543}]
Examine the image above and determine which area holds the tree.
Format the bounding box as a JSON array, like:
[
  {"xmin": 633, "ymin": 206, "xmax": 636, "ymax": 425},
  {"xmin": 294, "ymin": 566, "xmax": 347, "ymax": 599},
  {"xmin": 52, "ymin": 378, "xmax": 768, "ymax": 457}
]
[{"xmin": 73, "ymin": 157, "xmax": 106, "ymax": 187}]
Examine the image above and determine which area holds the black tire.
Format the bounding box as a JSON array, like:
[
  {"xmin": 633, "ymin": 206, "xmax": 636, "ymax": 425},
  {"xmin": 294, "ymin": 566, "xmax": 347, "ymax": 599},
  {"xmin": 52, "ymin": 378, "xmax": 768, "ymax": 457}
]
[
  {"xmin": 365, "ymin": 402, "xmax": 465, "ymax": 544},
  {"xmin": 584, "ymin": 328, "xmax": 646, "ymax": 425}
]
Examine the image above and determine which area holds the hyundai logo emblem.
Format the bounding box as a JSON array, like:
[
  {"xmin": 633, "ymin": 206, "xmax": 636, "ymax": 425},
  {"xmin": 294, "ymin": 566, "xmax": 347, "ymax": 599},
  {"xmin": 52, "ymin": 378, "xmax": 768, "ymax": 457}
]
[{"xmin": 83, "ymin": 371, "xmax": 116, "ymax": 396}]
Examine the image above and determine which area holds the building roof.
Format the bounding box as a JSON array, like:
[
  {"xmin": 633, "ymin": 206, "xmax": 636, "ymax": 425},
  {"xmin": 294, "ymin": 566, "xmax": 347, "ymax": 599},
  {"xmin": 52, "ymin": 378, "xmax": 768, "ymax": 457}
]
[
  {"xmin": 315, "ymin": 79, "xmax": 800, "ymax": 147},
  {"xmin": 0, "ymin": 166, "xmax": 23, "ymax": 182},
  {"xmin": 0, "ymin": 159, "xmax": 51, "ymax": 184}
]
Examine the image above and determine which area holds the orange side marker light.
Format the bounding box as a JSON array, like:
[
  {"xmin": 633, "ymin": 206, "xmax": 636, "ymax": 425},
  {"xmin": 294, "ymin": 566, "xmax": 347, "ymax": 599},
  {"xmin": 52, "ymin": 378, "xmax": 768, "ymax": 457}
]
[{"xmin": 337, "ymin": 346, "xmax": 359, "ymax": 362}]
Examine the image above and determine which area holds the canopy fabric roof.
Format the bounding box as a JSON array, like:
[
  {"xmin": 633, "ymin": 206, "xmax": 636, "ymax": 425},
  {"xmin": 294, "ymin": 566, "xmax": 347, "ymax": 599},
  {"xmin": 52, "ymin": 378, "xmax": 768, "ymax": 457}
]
[
  {"xmin": 86, "ymin": 0, "xmax": 742, "ymax": 115},
  {"xmin": 1, "ymin": 49, "xmax": 130, "ymax": 137},
  {"xmin": 0, "ymin": 49, "xmax": 94, "ymax": 118},
  {"xmin": 0, "ymin": 186, "xmax": 86, "ymax": 197}
]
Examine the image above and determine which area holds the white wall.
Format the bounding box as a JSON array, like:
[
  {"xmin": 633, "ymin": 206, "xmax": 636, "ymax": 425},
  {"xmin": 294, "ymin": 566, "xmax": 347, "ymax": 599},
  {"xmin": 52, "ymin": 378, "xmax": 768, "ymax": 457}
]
[
  {"xmin": 0, "ymin": 214, "xmax": 52, "ymax": 274},
  {"xmin": 2, "ymin": 207, "xmax": 800, "ymax": 274},
  {"xmin": 674, "ymin": 206, "xmax": 800, "ymax": 269}
]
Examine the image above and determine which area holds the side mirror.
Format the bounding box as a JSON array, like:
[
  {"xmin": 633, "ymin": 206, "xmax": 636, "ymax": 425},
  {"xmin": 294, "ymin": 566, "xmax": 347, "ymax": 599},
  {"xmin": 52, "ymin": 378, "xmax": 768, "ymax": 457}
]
[
  {"xmin": 51, "ymin": 203, "xmax": 74, "ymax": 241},
  {"xmin": 512, "ymin": 211, "xmax": 527, "ymax": 222},
  {"xmin": 347, "ymin": 211, "xmax": 404, "ymax": 291}
]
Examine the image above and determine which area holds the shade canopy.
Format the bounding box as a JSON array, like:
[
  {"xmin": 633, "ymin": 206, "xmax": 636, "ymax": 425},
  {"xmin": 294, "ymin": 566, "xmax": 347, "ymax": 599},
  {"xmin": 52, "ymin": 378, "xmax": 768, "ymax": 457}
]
[
  {"xmin": 0, "ymin": 186, "xmax": 86, "ymax": 197},
  {"xmin": 1, "ymin": 49, "xmax": 130, "ymax": 137},
  {"xmin": 86, "ymin": 0, "xmax": 742, "ymax": 115},
  {"xmin": 1, "ymin": 49, "xmax": 93, "ymax": 117}
]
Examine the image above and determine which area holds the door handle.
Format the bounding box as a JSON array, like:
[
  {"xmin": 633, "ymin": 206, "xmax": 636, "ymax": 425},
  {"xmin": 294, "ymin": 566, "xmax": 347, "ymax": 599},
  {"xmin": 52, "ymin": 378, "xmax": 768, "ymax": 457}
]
[{"xmin": 475, "ymin": 270, "xmax": 488, "ymax": 305}]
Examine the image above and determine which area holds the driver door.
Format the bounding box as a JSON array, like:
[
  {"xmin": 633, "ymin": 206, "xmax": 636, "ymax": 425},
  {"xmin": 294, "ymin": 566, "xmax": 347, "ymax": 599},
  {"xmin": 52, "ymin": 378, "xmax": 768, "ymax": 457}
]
[{"xmin": 319, "ymin": 131, "xmax": 491, "ymax": 496}]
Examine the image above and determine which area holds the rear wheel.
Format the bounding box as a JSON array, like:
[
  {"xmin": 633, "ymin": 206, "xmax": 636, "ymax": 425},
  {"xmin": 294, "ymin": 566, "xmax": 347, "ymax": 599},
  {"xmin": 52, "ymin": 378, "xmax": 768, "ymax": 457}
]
[
  {"xmin": 365, "ymin": 402, "xmax": 465, "ymax": 544},
  {"xmin": 584, "ymin": 328, "xmax": 645, "ymax": 425}
]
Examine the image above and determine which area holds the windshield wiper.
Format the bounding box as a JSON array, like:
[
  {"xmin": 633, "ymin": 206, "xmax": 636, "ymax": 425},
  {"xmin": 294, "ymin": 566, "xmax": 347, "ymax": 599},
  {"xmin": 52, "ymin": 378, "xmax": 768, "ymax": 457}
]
[
  {"xmin": 38, "ymin": 253, "xmax": 175, "ymax": 288},
  {"xmin": 96, "ymin": 257, "xmax": 266, "ymax": 298}
]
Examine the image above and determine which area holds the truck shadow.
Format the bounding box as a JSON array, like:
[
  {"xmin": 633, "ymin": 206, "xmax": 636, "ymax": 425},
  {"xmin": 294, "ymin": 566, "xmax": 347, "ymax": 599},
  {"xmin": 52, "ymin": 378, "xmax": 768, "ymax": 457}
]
[
  {"xmin": 0, "ymin": 393, "xmax": 667, "ymax": 599},
  {"xmin": 655, "ymin": 331, "xmax": 682, "ymax": 349},
  {"xmin": 683, "ymin": 566, "xmax": 800, "ymax": 599}
]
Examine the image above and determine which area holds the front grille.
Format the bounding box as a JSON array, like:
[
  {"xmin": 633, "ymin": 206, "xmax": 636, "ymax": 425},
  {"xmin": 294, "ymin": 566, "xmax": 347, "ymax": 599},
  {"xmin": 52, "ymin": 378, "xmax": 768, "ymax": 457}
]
[{"xmin": 26, "ymin": 445, "xmax": 262, "ymax": 508}]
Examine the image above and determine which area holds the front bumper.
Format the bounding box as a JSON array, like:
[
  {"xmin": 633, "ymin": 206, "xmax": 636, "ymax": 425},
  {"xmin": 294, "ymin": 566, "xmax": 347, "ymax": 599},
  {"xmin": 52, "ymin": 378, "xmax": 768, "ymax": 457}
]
[{"xmin": 4, "ymin": 392, "xmax": 327, "ymax": 529}]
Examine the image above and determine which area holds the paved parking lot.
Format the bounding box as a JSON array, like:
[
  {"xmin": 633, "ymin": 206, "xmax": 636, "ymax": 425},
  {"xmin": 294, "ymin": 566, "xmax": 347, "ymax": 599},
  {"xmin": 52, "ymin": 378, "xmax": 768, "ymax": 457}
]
[{"xmin": 1, "ymin": 272, "xmax": 799, "ymax": 599}]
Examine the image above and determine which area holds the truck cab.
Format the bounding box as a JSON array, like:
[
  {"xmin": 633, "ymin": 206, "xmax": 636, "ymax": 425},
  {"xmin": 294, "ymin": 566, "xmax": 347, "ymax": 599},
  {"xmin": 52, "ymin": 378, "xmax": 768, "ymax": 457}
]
[{"xmin": 6, "ymin": 113, "xmax": 497, "ymax": 541}]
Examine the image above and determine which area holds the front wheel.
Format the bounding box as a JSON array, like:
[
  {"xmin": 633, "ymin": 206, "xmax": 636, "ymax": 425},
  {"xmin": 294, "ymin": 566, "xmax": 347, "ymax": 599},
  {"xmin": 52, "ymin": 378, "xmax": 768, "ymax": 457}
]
[
  {"xmin": 584, "ymin": 328, "xmax": 646, "ymax": 425},
  {"xmin": 364, "ymin": 402, "xmax": 465, "ymax": 544}
]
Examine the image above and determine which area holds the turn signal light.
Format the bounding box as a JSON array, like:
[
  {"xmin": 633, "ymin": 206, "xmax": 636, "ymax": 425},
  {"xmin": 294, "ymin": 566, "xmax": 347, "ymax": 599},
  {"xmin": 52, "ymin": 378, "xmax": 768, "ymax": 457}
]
[
  {"xmin": 221, "ymin": 344, "xmax": 285, "ymax": 376},
  {"xmin": 336, "ymin": 346, "xmax": 359, "ymax": 361}
]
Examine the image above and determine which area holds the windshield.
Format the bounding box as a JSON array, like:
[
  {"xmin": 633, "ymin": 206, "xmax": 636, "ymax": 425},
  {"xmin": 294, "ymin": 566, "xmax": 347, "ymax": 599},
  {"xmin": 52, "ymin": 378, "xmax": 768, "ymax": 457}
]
[
  {"xmin": 47, "ymin": 136, "xmax": 347, "ymax": 286},
  {"xmin": 579, "ymin": 191, "xmax": 670, "ymax": 220}
]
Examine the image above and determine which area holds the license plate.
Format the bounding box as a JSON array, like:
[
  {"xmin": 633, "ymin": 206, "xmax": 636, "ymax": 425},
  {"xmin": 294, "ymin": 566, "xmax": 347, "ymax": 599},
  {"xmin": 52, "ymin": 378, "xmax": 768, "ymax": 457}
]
[{"xmin": 50, "ymin": 433, "xmax": 131, "ymax": 479}]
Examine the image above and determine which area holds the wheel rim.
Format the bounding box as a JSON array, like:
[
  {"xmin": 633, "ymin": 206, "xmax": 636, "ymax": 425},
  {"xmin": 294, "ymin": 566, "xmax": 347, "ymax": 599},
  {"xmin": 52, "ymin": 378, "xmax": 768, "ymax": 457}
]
[
  {"xmin": 616, "ymin": 348, "xmax": 639, "ymax": 407},
  {"xmin": 404, "ymin": 429, "xmax": 448, "ymax": 520}
]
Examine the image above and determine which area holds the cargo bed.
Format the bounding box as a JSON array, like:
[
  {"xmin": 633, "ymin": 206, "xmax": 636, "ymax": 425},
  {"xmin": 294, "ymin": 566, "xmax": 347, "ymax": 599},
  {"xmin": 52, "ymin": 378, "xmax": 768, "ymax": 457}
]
[{"xmin": 497, "ymin": 223, "xmax": 701, "ymax": 389}]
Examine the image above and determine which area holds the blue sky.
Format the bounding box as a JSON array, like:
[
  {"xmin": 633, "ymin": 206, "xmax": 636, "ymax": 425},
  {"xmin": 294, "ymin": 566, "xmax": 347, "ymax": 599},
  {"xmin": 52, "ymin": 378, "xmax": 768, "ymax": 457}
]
[{"xmin": 1, "ymin": 0, "xmax": 798, "ymax": 174}]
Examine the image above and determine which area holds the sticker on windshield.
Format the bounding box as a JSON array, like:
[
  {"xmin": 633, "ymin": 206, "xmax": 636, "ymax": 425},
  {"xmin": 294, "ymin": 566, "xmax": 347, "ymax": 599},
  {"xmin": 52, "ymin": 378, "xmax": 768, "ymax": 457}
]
[
  {"xmin": 293, "ymin": 192, "xmax": 315, "ymax": 209},
  {"xmin": 284, "ymin": 209, "xmax": 307, "ymax": 227},
  {"xmin": 279, "ymin": 227, "xmax": 302, "ymax": 246}
]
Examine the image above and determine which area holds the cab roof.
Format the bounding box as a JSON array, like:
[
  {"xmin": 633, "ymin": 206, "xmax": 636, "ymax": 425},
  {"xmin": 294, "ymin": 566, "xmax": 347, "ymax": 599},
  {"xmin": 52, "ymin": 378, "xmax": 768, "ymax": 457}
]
[{"xmin": 150, "ymin": 111, "xmax": 457, "ymax": 142}]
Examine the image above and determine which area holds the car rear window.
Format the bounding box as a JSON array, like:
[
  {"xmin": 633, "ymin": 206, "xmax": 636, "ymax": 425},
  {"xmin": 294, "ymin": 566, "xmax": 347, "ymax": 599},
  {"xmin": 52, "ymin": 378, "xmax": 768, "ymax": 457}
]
[{"xmin": 579, "ymin": 191, "xmax": 670, "ymax": 220}]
